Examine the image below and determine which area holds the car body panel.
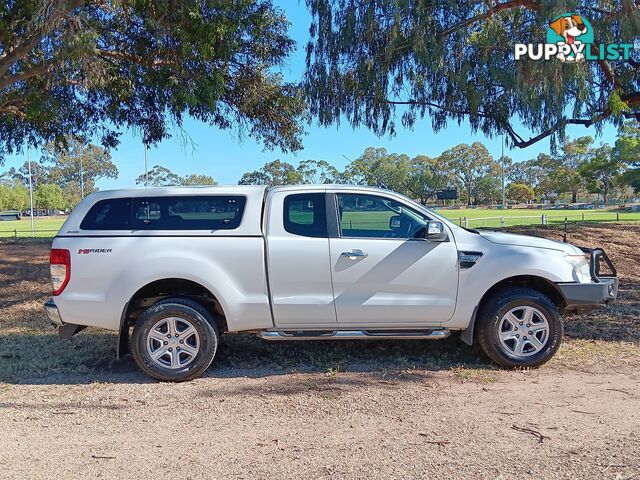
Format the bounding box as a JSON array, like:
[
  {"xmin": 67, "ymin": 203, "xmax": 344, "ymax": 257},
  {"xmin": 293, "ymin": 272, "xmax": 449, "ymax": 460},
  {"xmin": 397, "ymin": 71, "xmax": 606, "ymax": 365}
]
[
  {"xmin": 329, "ymin": 237, "xmax": 459, "ymax": 324},
  {"xmin": 264, "ymin": 188, "xmax": 337, "ymax": 326},
  {"xmin": 48, "ymin": 184, "xmax": 615, "ymax": 336}
]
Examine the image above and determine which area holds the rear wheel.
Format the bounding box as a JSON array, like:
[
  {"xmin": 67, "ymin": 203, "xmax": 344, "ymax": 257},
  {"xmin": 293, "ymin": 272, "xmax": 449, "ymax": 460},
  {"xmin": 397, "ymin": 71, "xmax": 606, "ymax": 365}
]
[
  {"xmin": 131, "ymin": 297, "xmax": 218, "ymax": 382},
  {"xmin": 476, "ymin": 288, "xmax": 563, "ymax": 368}
]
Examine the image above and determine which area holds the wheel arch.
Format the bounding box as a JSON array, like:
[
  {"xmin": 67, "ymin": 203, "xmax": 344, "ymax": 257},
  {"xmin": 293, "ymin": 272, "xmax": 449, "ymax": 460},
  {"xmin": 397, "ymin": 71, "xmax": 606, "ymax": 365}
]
[
  {"xmin": 460, "ymin": 275, "xmax": 566, "ymax": 346},
  {"xmin": 117, "ymin": 277, "xmax": 228, "ymax": 358}
]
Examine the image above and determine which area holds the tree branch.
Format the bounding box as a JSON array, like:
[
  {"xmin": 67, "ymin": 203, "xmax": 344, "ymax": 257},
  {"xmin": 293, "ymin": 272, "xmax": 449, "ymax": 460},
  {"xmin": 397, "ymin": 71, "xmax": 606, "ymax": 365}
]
[
  {"xmin": 379, "ymin": 92, "xmax": 640, "ymax": 149},
  {"xmin": 376, "ymin": 98, "xmax": 494, "ymax": 120},
  {"xmin": 0, "ymin": 63, "xmax": 54, "ymax": 90},
  {"xmin": 0, "ymin": 98, "xmax": 27, "ymax": 119},
  {"xmin": 96, "ymin": 49, "xmax": 177, "ymax": 68},
  {"xmin": 504, "ymin": 93, "xmax": 640, "ymax": 148},
  {"xmin": 0, "ymin": 0, "xmax": 83, "ymax": 78},
  {"xmin": 439, "ymin": 0, "xmax": 541, "ymax": 38}
]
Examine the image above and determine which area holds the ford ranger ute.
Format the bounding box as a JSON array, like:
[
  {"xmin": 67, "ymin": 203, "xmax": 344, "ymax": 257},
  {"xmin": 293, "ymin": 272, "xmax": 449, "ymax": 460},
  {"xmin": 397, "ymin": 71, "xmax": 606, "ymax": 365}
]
[{"xmin": 44, "ymin": 185, "xmax": 618, "ymax": 381}]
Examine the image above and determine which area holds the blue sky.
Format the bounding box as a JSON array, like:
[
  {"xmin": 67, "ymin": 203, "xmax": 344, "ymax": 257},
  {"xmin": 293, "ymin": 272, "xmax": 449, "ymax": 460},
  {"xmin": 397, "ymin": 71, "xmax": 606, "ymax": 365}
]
[{"xmin": 2, "ymin": 1, "xmax": 619, "ymax": 189}]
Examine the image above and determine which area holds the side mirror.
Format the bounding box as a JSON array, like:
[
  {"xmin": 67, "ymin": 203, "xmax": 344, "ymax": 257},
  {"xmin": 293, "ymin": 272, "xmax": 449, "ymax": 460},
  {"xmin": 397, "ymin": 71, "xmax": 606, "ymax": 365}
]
[
  {"xmin": 418, "ymin": 221, "xmax": 448, "ymax": 242},
  {"xmin": 389, "ymin": 215, "xmax": 401, "ymax": 230}
]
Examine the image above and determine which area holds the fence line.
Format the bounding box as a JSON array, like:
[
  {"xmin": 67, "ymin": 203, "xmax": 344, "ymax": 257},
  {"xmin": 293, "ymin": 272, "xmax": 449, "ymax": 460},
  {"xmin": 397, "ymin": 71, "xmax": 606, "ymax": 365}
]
[
  {"xmin": 457, "ymin": 211, "xmax": 637, "ymax": 228},
  {"xmin": 0, "ymin": 229, "xmax": 61, "ymax": 239}
]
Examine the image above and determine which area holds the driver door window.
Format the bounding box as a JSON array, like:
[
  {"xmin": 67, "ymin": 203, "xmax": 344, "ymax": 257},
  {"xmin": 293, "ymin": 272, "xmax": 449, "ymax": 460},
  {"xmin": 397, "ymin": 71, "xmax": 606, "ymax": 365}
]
[{"xmin": 336, "ymin": 193, "xmax": 427, "ymax": 239}]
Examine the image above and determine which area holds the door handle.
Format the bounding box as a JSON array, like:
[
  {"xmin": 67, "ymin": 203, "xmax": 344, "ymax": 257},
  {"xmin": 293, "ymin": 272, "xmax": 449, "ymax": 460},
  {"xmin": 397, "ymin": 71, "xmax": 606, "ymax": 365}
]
[{"xmin": 341, "ymin": 249, "xmax": 368, "ymax": 259}]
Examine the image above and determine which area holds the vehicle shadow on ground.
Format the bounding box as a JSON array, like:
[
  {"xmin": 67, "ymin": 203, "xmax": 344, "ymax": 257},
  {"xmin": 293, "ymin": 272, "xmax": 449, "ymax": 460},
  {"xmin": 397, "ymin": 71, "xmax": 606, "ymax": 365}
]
[
  {"xmin": 2, "ymin": 309, "xmax": 639, "ymax": 386},
  {"xmin": 0, "ymin": 331, "xmax": 496, "ymax": 385},
  {"xmin": 1, "ymin": 280, "xmax": 637, "ymax": 386}
]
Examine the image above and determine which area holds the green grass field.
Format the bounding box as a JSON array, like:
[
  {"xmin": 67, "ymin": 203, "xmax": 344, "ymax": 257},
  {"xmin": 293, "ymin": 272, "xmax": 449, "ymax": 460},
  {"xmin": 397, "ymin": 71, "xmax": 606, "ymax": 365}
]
[
  {"xmin": 2, "ymin": 208, "xmax": 640, "ymax": 238},
  {"xmin": 0, "ymin": 217, "xmax": 67, "ymax": 238},
  {"xmin": 436, "ymin": 208, "xmax": 640, "ymax": 227}
]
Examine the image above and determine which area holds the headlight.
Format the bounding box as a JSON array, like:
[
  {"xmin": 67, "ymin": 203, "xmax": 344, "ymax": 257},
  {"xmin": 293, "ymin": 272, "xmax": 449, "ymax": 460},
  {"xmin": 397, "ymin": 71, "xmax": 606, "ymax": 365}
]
[{"xmin": 564, "ymin": 254, "xmax": 591, "ymax": 283}]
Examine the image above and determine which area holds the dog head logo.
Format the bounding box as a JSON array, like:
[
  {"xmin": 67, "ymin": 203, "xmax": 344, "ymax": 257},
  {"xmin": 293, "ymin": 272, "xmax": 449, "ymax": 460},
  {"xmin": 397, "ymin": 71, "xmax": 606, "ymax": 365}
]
[
  {"xmin": 549, "ymin": 15, "xmax": 588, "ymax": 45},
  {"xmin": 546, "ymin": 13, "xmax": 594, "ymax": 62}
]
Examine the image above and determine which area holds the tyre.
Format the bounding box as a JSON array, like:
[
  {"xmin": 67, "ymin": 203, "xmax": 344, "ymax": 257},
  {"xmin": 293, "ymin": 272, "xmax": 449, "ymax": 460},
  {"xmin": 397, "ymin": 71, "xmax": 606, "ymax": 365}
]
[
  {"xmin": 131, "ymin": 297, "xmax": 218, "ymax": 382},
  {"xmin": 476, "ymin": 288, "xmax": 563, "ymax": 368}
]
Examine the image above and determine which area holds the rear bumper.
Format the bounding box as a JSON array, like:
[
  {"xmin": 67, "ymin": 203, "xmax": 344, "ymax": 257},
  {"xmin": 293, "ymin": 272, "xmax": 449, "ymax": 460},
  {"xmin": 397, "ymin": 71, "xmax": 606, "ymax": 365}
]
[
  {"xmin": 44, "ymin": 298, "xmax": 64, "ymax": 326},
  {"xmin": 44, "ymin": 298, "xmax": 87, "ymax": 338},
  {"xmin": 557, "ymin": 277, "xmax": 618, "ymax": 310}
]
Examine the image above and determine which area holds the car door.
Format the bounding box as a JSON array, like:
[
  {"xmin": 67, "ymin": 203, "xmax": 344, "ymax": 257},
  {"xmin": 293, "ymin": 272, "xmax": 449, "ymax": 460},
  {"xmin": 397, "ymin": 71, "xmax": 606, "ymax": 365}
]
[
  {"xmin": 329, "ymin": 192, "xmax": 458, "ymax": 326},
  {"xmin": 265, "ymin": 190, "xmax": 337, "ymax": 326}
]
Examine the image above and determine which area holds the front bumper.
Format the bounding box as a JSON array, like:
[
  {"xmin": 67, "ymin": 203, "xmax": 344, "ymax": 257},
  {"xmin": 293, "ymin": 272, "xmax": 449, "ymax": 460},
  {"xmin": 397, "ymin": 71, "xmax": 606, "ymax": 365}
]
[
  {"xmin": 558, "ymin": 277, "xmax": 618, "ymax": 310},
  {"xmin": 44, "ymin": 298, "xmax": 64, "ymax": 327},
  {"xmin": 557, "ymin": 247, "xmax": 618, "ymax": 311}
]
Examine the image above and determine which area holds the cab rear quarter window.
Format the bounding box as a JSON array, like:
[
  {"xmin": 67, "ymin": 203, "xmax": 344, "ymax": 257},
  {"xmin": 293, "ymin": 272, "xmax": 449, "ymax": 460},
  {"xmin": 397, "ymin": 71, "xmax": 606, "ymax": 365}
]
[
  {"xmin": 80, "ymin": 195, "xmax": 247, "ymax": 231},
  {"xmin": 80, "ymin": 198, "xmax": 132, "ymax": 230}
]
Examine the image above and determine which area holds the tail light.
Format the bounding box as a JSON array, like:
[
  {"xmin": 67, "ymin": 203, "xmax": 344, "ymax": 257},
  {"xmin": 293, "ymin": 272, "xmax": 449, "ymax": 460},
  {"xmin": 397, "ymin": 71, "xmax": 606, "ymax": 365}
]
[{"xmin": 50, "ymin": 249, "xmax": 71, "ymax": 295}]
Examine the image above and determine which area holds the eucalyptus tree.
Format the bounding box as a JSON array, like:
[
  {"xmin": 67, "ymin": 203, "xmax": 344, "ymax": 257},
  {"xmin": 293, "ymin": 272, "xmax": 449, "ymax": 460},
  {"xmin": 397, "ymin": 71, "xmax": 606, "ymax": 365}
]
[
  {"xmin": 0, "ymin": 0, "xmax": 305, "ymax": 161},
  {"xmin": 438, "ymin": 142, "xmax": 498, "ymax": 205},
  {"xmin": 304, "ymin": 1, "xmax": 640, "ymax": 149},
  {"xmin": 238, "ymin": 160, "xmax": 303, "ymax": 186}
]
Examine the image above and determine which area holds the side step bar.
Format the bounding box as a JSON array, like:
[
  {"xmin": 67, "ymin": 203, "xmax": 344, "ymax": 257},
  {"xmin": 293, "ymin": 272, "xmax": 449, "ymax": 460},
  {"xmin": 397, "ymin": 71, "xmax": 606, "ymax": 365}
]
[{"xmin": 260, "ymin": 329, "xmax": 451, "ymax": 341}]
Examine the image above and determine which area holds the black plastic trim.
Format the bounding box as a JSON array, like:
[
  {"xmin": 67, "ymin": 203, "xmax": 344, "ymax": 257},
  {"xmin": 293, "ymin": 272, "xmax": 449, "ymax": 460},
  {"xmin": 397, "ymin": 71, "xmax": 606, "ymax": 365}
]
[
  {"xmin": 326, "ymin": 193, "xmax": 340, "ymax": 238},
  {"xmin": 458, "ymin": 251, "xmax": 483, "ymax": 269},
  {"xmin": 578, "ymin": 247, "xmax": 617, "ymax": 282},
  {"xmin": 58, "ymin": 324, "xmax": 86, "ymax": 339},
  {"xmin": 117, "ymin": 301, "xmax": 131, "ymax": 358},
  {"xmin": 557, "ymin": 277, "xmax": 619, "ymax": 308}
]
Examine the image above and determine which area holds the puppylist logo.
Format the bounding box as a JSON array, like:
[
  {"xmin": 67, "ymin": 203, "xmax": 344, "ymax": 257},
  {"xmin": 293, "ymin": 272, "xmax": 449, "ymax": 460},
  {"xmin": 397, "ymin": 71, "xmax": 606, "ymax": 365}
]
[{"xmin": 515, "ymin": 13, "xmax": 634, "ymax": 62}]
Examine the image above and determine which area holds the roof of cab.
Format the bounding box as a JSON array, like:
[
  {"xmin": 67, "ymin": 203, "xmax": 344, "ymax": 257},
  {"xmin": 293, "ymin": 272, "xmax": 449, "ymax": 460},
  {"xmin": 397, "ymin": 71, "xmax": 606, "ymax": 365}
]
[
  {"xmin": 269, "ymin": 184, "xmax": 393, "ymax": 194},
  {"xmin": 86, "ymin": 184, "xmax": 268, "ymax": 198}
]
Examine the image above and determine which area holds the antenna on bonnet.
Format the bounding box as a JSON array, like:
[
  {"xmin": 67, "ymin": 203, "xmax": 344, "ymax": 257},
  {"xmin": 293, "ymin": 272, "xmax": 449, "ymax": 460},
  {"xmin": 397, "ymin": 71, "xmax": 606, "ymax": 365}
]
[{"xmin": 563, "ymin": 217, "xmax": 568, "ymax": 243}]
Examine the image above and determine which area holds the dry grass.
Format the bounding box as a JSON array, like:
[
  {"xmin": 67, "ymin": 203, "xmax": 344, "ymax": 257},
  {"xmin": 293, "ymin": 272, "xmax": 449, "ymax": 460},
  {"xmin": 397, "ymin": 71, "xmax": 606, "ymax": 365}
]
[
  {"xmin": 0, "ymin": 242, "xmax": 117, "ymax": 381},
  {"xmin": 0, "ymin": 224, "xmax": 639, "ymax": 384}
]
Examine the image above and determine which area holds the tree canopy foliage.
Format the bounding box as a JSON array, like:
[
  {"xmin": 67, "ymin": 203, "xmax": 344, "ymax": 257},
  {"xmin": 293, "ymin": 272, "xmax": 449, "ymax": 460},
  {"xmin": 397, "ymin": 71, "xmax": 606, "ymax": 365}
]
[
  {"xmin": 304, "ymin": 0, "xmax": 640, "ymax": 149},
  {"xmin": 1, "ymin": 136, "xmax": 117, "ymax": 209},
  {"xmin": 239, "ymin": 159, "xmax": 303, "ymax": 186},
  {"xmin": 507, "ymin": 182, "xmax": 535, "ymax": 203},
  {"xmin": 40, "ymin": 137, "xmax": 118, "ymax": 206},
  {"xmin": 181, "ymin": 174, "xmax": 218, "ymax": 186},
  {"xmin": 615, "ymin": 120, "xmax": 640, "ymax": 192},
  {"xmin": 135, "ymin": 165, "xmax": 217, "ymax": 187},
  {"xmin": 0, "ymin": 0, "xmax": 305, "ymax": 162},
  {"xmin": 239, "ymin": 121, "xmax": 640, "ymax": 205},
  {"xmin": 439, "ymin": 143, "xmax": 499, "ymax": 205},
  {"xmin": 34, "ymin": 183, "xmax": 64, "ymax": 210}
]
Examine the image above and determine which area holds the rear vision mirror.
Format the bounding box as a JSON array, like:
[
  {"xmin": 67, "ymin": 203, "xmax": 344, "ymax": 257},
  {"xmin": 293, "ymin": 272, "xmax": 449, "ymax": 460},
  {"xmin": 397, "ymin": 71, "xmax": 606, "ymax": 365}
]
[
  {"xmin": 423, "ymin": 221, "xmax": 448, "ymax": 242},
  {"xmin": 389, "ymin": 215, "xmax": 401, "ymax": 230}
]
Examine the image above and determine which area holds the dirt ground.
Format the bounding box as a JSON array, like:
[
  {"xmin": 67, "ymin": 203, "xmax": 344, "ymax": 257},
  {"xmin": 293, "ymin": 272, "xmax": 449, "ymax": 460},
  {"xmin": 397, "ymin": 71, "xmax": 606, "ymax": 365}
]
[{"xmin": 1, "ymin": 224, "xmax": 639, "ymax": 479}]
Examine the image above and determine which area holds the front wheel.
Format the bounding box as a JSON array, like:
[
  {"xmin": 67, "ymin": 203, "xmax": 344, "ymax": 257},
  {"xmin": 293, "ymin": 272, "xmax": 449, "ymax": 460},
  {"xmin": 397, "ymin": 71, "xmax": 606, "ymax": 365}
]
[
  {"xmin": 476, "ymin": 288, "xmax": 563, "ymax": 368},
  {"xmin": 131, "ymin": 297, "xmax": 219, "ymax": 382}
]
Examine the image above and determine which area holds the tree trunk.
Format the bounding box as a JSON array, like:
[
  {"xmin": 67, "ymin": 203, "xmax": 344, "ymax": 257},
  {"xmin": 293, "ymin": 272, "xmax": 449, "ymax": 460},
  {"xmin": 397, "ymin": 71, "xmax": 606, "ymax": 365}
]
[{"xmin": 572, "ymin": 190, "xmax": 577, "ymax": 203}]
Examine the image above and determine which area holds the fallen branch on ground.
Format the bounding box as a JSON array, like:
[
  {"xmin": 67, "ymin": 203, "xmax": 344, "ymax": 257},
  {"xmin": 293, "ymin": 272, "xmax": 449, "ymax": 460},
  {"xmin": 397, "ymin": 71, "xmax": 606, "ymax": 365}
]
[{"xmin": 511, "ymin": 424, "xmax": 549, "ymax": 443}]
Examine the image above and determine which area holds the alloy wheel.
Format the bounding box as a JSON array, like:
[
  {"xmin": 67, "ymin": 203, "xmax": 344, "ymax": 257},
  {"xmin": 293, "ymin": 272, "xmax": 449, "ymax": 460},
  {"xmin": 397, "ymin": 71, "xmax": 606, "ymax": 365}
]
[
  {"xmin": 146, "ymin": 316, "xmax": 200, "ymax": 369},
  {"xmin": 497, "ymin": 306, "xmax": 550, "ymax": 358}
]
